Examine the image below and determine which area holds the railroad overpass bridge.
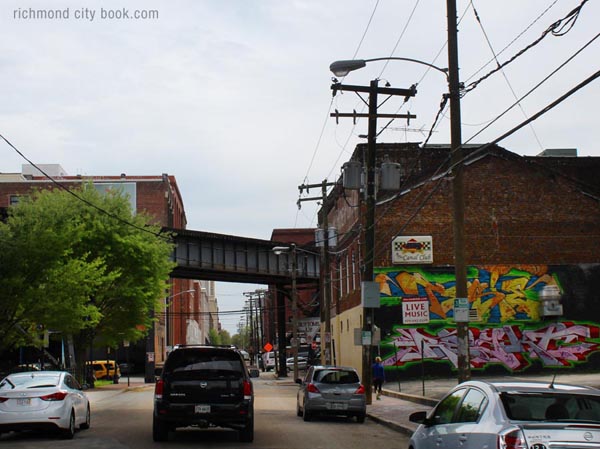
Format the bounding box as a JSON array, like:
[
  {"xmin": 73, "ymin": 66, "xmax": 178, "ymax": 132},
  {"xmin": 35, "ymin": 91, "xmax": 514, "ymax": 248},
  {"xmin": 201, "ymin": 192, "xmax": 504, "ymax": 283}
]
[{"xmin": 164, "ymin": 227, "xmax": 320, "ymax": 285}]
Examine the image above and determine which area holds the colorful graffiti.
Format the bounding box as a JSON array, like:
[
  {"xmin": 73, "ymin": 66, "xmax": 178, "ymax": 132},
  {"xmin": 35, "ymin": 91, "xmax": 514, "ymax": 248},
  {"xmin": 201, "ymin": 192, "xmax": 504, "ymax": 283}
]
[
  {"xmin": 382, "ymin": 322, "xmax": 600, "ymax": 371},
  {"xmin": 375, "ymin": 265, "xmax": 561, "ymax": 323}
]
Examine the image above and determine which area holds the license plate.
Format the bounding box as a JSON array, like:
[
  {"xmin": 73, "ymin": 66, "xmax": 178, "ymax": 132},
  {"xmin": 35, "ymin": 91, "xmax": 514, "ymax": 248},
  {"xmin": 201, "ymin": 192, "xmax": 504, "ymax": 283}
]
[
  {"xmin": 330, "ymin": 402, "xmax": 347, "ymax": 410},
  {"xmin": 194, "ymin": 405, "xmax": 210, "ymax": 414},
  {"xmin": 17, "ymin": 398, "xmax": 31, "ymax": 406}
]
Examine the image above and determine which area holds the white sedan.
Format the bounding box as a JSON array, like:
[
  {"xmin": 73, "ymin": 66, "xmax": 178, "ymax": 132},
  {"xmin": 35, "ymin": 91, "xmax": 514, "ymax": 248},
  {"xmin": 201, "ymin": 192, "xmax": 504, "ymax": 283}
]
[
  {"xmin": 0, "ymin": 370, "xmax": 90, "ymax": 439},
  {"xmin": 286, "ymin": 356, "xmax": 308, "ymax": 371}
]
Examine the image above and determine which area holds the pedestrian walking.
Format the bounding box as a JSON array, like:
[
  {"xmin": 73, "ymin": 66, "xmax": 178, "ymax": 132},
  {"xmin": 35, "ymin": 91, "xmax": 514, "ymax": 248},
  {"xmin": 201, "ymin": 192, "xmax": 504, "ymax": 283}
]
[{"xmin": 372, "ymin": 356, "xmax": 385, "ymax": 400}]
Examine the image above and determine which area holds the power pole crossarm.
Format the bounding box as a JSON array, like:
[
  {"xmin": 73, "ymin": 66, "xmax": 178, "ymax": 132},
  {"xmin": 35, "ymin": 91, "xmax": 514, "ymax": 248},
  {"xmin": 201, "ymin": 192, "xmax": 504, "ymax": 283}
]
[{"xmin": 332, "ymin": 83, "xmax": 417, "ymax": 98}]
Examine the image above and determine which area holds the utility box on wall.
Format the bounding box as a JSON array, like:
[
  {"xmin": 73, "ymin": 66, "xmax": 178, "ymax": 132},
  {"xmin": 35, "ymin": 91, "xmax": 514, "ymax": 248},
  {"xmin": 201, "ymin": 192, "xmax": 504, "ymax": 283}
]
[{"xmin": 539, "ymin": 284, "xmax": 563, "ymax": 317}]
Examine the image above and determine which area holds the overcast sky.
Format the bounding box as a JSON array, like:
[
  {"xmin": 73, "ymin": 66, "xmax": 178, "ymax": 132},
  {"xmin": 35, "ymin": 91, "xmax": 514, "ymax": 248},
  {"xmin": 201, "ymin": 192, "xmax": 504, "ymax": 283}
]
[{"xmin": 2, "ymin": 0, "xmax": 598, "ymax": 334}]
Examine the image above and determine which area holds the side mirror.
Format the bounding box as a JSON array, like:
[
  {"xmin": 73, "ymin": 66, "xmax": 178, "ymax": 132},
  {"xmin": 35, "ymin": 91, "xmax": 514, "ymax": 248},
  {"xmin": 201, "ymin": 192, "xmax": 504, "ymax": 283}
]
[{"xmin": 409, "ymin": 411, "xmax": 429, "ymax": 424}]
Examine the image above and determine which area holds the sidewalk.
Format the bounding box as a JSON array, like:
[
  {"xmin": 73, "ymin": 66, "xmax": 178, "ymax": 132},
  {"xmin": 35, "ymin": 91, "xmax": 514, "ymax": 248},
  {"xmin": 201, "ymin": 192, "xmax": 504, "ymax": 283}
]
[{"xmin": 366, "ymin": 371, "xmax": 600, "ymax": 435}]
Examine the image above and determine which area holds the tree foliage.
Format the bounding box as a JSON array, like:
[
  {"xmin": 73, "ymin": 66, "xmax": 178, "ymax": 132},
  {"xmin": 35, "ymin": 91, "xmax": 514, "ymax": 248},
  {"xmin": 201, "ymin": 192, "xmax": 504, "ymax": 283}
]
[{"xmin": 0, "ymin": 184, "xmax": 175, "ymax": 352}]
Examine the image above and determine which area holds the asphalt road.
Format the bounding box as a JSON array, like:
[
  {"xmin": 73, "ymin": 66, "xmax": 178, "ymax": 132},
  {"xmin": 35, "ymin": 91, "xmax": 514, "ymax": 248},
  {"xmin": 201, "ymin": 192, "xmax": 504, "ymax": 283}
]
[{"xmin": 0, "ymin": 374, "xmax": 411, "ymax": 449}]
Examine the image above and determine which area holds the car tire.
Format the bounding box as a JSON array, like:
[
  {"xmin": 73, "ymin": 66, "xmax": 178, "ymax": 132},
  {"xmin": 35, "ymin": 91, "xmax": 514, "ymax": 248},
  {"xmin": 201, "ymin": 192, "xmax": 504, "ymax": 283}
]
[
  {"xmin": 239, "ymin": 419, "xmax": 254, "ymax": 443},
  {"xmin": 356, "ymin": 413, "xmax": 366, "ymax": 423},
  {"xmin": 80, "ymin": 405, "xmax": 91, "ymax": 429},
  {"xmin": 62, "ymin": 410, "xmax": 75, "ymax": 439},
  {"xmin": 302, "ymin": 407, "xmax": 312, "ymax": 422},
  {"xmin": 152, "ymin": 417, "xmax": 169, "ymax": 442}
]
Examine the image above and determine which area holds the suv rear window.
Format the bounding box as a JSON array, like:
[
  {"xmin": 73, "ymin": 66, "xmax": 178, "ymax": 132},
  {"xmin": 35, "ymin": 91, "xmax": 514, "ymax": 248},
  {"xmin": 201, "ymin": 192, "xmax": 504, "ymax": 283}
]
[{"xmin": 164, "ymin": 349, "xmax": 244, "ymax": 379}]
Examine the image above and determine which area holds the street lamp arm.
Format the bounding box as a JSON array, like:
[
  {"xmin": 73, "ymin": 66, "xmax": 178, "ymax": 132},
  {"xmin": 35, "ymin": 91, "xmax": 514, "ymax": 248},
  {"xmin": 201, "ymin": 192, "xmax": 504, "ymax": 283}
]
[{"xmin": 330, "ymin": 57, "xmax": 448, "ymax": 78}]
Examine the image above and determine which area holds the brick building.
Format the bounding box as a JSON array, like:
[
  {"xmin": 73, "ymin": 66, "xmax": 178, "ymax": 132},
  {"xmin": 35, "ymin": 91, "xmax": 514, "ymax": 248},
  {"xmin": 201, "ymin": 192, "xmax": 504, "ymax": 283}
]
[
  {"xmin": 266, "ymin": 228, "xmax": 319, "ymax": 371},
  {"xmin": 0, "ymin": 164, "xmax": 218, "ymax": 378},
  {"xmin": 320, "ymin": 143, "xmax": 600, "ymax": 378}
]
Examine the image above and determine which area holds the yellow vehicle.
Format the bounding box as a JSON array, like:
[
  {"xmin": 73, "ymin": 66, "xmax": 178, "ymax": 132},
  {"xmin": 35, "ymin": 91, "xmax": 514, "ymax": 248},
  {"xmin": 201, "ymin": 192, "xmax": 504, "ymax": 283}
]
[{"xmin": 87, "ymin": 360, "xmax": 121, "ymax": 380}]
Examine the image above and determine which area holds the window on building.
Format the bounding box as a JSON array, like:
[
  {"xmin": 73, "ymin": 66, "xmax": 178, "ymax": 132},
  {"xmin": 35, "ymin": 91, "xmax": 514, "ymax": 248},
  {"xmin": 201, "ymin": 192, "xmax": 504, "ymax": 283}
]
[
  {"xmin": 345, "ymin": 254, "xmax": 350, "ymax": 294},
  {"xmin": 339, "ymin": 258, "xmax": 344, "ymax": 297},
  {"xmin": 9, "ymin": 195, "xmax": 20, "ymax": 205},
  {"xmin": 351, "ymin": 252, "xmax": 356, "ymax": 291}
]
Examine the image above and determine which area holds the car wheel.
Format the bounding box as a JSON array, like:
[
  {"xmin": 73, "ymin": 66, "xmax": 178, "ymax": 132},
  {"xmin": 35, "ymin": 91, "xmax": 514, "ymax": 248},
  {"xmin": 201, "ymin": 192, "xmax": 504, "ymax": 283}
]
[
  {"xmin": 80, "ymin": 405, "xmax": 91, "ymax": 429},
  {"xmin": 152, "ymin": 417, "xmax": 169, "ymax": 442},
  {"xmin": 302, "ymin": 407, "xmax": 312, "ymax": 421},
  {"xmin": 239, "ymin": 418, "xmax": 254, "ymax": 443},
  {"xmin": 62, "ymin": 410, "xmax": 75, "ymax": 439},
  {"xmin": 356, "ymin": 413, "xmax": 366, "ymax": 423}
]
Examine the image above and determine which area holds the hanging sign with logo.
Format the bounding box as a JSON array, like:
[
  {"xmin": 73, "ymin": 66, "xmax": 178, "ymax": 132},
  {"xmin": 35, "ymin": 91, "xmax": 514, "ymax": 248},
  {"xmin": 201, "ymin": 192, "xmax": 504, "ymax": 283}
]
[{"xmin": 392, "ymin": 236, "xmax": 433, "ymax": 264}]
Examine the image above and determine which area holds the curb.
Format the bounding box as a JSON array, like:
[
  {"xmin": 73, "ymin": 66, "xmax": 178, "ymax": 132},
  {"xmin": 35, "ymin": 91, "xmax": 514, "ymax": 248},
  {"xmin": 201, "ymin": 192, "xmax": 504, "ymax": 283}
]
[
  {"xmin": 366, "ymin": 413, "xmax": 415, "ymax": 436},
  {"xmin": 382, "ymin": 389, "xmax": 438, "ymax": 407}
]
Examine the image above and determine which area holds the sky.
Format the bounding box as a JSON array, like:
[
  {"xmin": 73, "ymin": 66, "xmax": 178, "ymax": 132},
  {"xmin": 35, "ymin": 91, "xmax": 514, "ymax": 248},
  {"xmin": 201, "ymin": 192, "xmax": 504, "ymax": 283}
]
[{"xmin": 2, "ymin": 0, "xmax": 599, "ymax": 334}]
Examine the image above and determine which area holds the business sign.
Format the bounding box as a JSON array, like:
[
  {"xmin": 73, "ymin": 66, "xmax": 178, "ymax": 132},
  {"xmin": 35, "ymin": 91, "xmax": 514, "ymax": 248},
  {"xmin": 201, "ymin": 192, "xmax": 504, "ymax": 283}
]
[
  {"xmin": 402, "ymin": 297, "xmax": 430, "ymax": 324},
  {"xmin": 392, "ymin": 236, "xmax": 433, "ymax": 264}
]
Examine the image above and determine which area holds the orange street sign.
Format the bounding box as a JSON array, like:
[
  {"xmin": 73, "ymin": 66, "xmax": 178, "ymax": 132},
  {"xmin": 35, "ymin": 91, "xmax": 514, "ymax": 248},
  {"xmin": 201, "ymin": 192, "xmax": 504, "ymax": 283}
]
[{"xmin": 263, "ymin": 342, "xmax": 273, "ymax": 352}]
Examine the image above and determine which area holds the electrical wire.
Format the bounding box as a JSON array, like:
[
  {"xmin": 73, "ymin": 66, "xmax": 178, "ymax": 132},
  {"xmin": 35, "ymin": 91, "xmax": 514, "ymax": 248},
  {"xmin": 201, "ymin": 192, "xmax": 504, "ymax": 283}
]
[
  {"xmin": 464, "ymin": 33, "xmax": 600, "ymax": 145},
  {"xmin": 469, "ymin": 0, "xmax": 545, "ymax": 151},
  {"xmin": 463, "ymin": 0, "xmax": 589, "ymax": 95}
]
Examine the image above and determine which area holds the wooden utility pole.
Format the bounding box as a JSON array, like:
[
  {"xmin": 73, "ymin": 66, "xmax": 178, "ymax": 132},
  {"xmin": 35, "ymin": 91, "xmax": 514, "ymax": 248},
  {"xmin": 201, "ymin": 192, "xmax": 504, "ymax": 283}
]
[
  {"xmin": 446, "ymin": 0, "xmax": 471, "ymax": 383},
  {"xmin": 331, "ymin": 80, "xmax": 416, "ymax": 404},
  {"xmin": 298, "ymin": 179, "xmax": 336, "ymax": 365}
]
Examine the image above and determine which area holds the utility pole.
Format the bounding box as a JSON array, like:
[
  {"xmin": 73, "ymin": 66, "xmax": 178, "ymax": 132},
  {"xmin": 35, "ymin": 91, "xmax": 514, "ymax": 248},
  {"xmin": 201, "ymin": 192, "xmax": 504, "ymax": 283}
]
[
  {"xmin": 446, "ymin": 0, "xmax": 471, "ymax": 383},
  {"xmin": 331, "ymin": 80, "xmax": 416, "ymax": 404},
  {"xmin": 298, "ymin": 179, "xmax": 336, "ymax": 365}
]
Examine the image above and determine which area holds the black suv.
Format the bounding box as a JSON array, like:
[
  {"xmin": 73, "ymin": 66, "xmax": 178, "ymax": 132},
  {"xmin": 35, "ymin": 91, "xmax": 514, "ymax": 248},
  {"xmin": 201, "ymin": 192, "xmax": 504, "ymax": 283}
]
[{"xmin": 152, "ymin": 345, "xmax": 254, "ymax": 442}]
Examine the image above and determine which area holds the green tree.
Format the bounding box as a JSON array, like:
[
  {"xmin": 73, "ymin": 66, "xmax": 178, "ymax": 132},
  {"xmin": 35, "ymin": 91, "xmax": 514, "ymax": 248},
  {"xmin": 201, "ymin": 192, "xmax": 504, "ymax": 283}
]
[
  {"xmin": 219, "ymin": 329, "xmax": 231, "ymax": 345},
  {"xmin": 0, "ymin": 184, "xmax": 175, "ymax": 363},
  {"xmin": 208, "ymin": 328, "xmax": 222, "ymax": 345}
]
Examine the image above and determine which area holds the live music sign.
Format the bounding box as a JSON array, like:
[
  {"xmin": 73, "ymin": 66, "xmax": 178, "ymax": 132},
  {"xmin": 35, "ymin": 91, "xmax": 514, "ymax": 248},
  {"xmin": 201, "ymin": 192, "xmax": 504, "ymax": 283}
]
[{"xmin": 402, "ymin": 297, "xmax": 430, "ymax": 324}]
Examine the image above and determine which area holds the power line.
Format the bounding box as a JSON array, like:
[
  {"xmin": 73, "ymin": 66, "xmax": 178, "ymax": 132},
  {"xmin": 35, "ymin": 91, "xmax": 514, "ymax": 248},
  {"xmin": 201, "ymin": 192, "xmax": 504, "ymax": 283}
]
[
  {"xmin": 469, "ymin": 0, "xmax": 545, "ymax": 151},
  {"xmin": 463, "ymin": 0, "xmax": 589, "ymax": 95}
]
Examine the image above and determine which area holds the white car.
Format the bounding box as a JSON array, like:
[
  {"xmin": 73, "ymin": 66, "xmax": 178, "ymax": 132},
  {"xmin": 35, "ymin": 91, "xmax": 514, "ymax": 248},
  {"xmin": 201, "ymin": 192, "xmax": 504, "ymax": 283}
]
[
  {"xmin": 286, "ymin": 356, "xmax": 308, "ymax": 371},
  {"xmin": 409, "ymin": 380, "xmax": 600, "ymax": 449},
  {"xmin": 0, "ymin": 371, "xmax": 90, "ymax": 439}
]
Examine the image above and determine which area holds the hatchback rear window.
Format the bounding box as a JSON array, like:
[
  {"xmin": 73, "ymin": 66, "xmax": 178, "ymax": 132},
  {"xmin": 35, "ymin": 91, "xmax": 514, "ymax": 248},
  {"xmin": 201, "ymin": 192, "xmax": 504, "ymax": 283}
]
[{"xmin": 314, "ymin": 369, "xmax": 359, "ymax": 384}]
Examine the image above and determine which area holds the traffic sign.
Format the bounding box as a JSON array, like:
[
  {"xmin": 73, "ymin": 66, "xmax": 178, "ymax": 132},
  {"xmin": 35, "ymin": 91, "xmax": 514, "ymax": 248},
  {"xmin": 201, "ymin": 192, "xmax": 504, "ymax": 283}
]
[{"xmin": 263, "ymin": 342, "xmax": 273, "ymax": 352}]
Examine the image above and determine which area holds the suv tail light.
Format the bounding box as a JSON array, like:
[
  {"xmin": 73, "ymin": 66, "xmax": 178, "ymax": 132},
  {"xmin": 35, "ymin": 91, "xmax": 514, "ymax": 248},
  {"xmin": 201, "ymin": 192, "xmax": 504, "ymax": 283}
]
[
  {"xmin": 154, "ymin": 379, "xmax": 164, "ymax": 400},
  {"xmin": 243, "ymin": 380, "xmax": 252, "ymax": 400},
  {"xmin": 498, "ymin": 428, "xmax": 527, "ymax": 449},
  {"xmin": 40, "ymin": 391, "xmax": 68, "ymax": 401},
  {"xmin": 355, "ymin": 384, "xmax": 366, "ymax": 394},
  {"xmin": 307, "ymin": 383, "xmax": 320, "ymax": 393}
]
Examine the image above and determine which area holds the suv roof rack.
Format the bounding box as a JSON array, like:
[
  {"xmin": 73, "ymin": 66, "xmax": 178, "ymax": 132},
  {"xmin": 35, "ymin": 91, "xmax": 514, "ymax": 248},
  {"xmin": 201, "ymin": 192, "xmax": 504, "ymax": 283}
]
[{"xmin": 172, "ymin": 344, "xmax": 238, "ymax": 350}]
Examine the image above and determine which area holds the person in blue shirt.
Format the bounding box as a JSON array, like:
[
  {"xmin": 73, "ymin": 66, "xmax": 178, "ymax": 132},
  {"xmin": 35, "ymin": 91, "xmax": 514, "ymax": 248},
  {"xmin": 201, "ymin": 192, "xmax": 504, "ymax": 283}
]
[{"xmin": 372, "ymin": 356, "xmax": 385, "ymax": 400}]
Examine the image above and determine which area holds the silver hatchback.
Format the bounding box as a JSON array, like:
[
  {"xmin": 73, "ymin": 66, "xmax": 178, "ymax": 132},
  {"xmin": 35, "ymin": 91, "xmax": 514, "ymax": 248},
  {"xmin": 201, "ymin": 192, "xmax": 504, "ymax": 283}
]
[
  {"xmin": 296, "ymin": 365, "xmax": 366, "ymax": 423},
  {"xmin": 409, "ymin": 380, "xmax": 600, "ymax": 449}
]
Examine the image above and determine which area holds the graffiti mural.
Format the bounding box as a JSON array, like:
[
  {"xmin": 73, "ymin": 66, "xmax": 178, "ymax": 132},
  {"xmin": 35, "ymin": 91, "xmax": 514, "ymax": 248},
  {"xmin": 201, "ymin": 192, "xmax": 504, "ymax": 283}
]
[
  {"xmin": 382, "ymin": 322, "xmax": 600, "ymax": 371},
  {"xmin": 374, "ymin": 265, "xmax": 561, "ymax": 323},
  {"xmin": 375, "ymin": 264, "xmax": 600, "ymax": 373}
]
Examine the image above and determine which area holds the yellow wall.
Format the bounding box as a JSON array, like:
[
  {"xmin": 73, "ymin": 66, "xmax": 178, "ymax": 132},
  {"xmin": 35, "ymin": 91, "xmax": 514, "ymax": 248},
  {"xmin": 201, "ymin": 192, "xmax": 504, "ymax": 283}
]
[{"xmin": 332, "ymin": 308, "xmax": 363, "ymax": 372}]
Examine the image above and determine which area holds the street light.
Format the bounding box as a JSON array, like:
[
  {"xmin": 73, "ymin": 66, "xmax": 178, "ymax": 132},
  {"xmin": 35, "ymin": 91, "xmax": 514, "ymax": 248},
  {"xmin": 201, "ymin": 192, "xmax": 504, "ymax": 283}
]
[
  {"xmin": 330, "ymin": 57, "xmax": 448, "ymax": 78},
  {"xmin": 330, "ymin": 21, "xmax": 471, "ymax": 386},
  {"xmin": 272, "ymin": 244, "xmax": 299, "ymax": 381}
]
